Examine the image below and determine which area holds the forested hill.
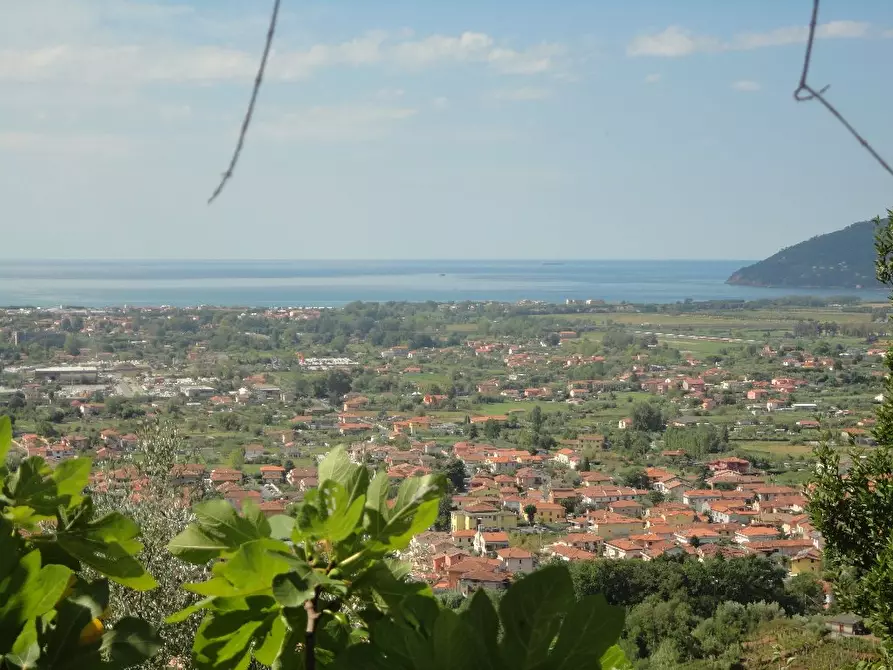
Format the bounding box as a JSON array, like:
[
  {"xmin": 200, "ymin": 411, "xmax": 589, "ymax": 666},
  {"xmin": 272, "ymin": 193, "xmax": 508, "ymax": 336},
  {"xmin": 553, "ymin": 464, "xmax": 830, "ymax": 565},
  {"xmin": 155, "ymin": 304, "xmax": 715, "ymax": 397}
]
[{"xmin": 726, "ymin": 220, "xmax": 881, "ymax": 289}]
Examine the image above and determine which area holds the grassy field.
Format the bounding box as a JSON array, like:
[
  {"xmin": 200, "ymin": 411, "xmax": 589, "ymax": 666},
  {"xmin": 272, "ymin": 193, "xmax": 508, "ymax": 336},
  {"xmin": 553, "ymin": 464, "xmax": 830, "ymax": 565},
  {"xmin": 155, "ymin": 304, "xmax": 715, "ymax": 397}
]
[
  {"xmin": 460, "ymin": 400, "xmax": 563, "ymax": 416},
  {"xmin": 732, "ymin": 440, "xmax": 816, "ymax": 458}
]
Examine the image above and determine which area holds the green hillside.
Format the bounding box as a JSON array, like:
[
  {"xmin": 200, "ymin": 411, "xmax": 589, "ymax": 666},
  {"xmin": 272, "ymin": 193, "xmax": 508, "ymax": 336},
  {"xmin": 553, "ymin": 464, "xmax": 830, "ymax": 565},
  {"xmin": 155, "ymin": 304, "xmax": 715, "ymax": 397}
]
[{"xmin": 726, "ymin": 220, "xmax": 880, "ymax": 289}]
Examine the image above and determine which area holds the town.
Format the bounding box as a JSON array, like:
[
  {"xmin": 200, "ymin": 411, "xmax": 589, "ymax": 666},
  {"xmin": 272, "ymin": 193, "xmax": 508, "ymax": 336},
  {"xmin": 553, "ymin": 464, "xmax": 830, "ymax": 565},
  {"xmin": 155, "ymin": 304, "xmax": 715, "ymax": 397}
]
[{"xmin": 0, "ymin": 297, "xmax": 888, "ymax": 666}]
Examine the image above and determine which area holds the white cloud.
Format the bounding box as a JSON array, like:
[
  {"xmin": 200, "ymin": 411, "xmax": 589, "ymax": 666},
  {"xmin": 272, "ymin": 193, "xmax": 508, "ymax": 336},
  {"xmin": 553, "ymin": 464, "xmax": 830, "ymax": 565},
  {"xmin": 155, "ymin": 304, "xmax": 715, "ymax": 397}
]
[
  {"xmin": 628, "ymin": 20, "xmax": 871, "ymax": 57},
  {"xmin": 375, "ymin": 88, "xmax": 405, "ymax": 100},
  {"xmin": 0, "ymin": 131, "xmax": 133, "ymax": 155},
  {"xmin": 0, "ymin": 45, "xmax": 258, "ymax": 84},
  {"xmin": 732, "ymin": 80, "xmax": 761, "ymax": 92},
  {"xmin": 257, "ymin": 105, "xmax": 418, "ymax": 143},
  {"xmin": 488, "ymin": 87, "xmax": 551, "ymax": 101},
  {"xmin": 105, "ymin": 2, "xmax": 194, "ymax": 21},
  {"xmin": 391, "ymin": 32, "xmax": 493, "ymax": 68},
  {"xmin": 431, "ymin": 97, "xmax": 449, "ymax": 110},
  {"xmin": 0, "ymin": 30, "xmax": 564, "ymax": 84},
  {"xmin": 487, "ymin": 44, "xmax": 565, "ymax": 74},
  {"xmin": 627, "ymin": 26, "xmax": 719, "ymax": 57},
  {"xmin": 816, "ymin": 20, "xmax": 872, "ymax": 38},
  {"xmin": 159, "ymin": 104, "xmax": 192, "ymax": 121},
  {"xmin": 644, "ymin": 73, "xmax": 661, "ymax": 84},
  {"xmin": 883, "ymin": 29, "xmax": 893, "ymax": 38}
]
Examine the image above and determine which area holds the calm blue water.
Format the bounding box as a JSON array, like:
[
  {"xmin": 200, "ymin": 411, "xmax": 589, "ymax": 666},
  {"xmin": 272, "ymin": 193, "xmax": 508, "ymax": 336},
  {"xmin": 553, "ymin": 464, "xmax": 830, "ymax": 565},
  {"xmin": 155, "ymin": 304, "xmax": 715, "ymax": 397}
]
[{"xmin": 0, "ymin": 260, "xmax": 884, "ymax": 307}]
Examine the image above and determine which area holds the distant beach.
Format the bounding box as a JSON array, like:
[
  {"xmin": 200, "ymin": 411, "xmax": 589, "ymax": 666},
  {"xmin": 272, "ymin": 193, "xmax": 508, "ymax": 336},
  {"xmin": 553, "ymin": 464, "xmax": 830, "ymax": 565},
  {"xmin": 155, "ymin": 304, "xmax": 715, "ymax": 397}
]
[{"xmin": 0, "ymin": 259, "xmax": 884, "ymax": 308}]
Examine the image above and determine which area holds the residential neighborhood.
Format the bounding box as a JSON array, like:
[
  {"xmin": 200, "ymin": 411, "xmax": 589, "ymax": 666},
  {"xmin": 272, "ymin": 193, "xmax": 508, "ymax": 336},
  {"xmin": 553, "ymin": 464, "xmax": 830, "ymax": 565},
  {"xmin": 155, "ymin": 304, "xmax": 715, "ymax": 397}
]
[{"xmin": 0, "ymin": 297, "xmax": 889, "ymax": 666}]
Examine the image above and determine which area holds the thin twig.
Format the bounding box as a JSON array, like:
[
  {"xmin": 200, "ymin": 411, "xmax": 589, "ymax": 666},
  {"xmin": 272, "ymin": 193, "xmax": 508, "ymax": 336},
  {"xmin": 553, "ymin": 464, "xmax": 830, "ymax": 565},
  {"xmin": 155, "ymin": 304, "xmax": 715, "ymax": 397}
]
[
  {"xmin": 207, "ymin": 0, "xmax": 282, "ymax": 204},
  {"xmin": 793, "ymin": 0, "xmax": 893, "ymax": 179},
  {"xmin": 304, "ymin": 587, "xmax": 320, "ymax": 670}
]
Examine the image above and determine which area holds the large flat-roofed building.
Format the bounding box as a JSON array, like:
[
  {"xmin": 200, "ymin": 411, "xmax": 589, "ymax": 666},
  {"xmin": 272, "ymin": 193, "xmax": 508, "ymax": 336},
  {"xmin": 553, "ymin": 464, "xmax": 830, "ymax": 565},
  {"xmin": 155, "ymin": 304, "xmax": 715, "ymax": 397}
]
[
  {"xmin": 34, "ymin": 367, "xmax": 99, "ymax": 384},
  {"xmin": 182, "ymin": 386, "xmax": 217, "ymax": 400}
]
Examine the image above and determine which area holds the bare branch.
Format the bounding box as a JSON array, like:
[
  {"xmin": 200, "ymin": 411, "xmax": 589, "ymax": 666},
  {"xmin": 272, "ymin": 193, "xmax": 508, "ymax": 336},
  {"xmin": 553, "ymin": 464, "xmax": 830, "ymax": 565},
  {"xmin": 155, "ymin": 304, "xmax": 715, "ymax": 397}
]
[
  {"xmin": 207, "ymin": 0, "xmax": 282, "ymax": 204},
  {"xmin": 793, "ymin": 0, "xmax": 893, "ymax": 179}
]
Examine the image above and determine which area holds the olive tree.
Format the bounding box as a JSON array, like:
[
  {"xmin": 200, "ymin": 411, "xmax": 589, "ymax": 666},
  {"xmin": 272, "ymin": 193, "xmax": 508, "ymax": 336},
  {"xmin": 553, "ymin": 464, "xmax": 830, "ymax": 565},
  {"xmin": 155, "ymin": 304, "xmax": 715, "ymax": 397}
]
[{"xmin": 94, "ymin": 421, "xmax": 210, "ymax": 668}]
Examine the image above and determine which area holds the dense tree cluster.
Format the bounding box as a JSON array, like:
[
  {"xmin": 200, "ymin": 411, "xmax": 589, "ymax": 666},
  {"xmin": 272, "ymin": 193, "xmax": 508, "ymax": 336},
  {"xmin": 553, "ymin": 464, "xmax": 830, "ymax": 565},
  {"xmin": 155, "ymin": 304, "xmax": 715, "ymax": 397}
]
[{"xmin": 568, "ymin": 556, "xmax": 825, "ymax": 667}]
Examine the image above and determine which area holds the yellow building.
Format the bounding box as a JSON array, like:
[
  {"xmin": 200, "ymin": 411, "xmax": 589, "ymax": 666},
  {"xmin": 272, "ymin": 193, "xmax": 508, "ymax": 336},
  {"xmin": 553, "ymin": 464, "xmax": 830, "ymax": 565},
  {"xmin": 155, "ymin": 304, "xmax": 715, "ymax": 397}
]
[
  {"xmin": 450, "ymin": 504, "xmax": 518, "ymax": 532},
  {"xmin": 534, "ymin": 502, "xmax": 568, "ymax": 525},
  {"xmin": 450, "ymin": 529, "xmax": 477, "ymax": 550},
  {"xmin": 590, "ymin": 511, "xmax": 644, "ymax": 539},
  {"xmin": 790, "ymin": 548, "xmax": 823, "ymax": 576},
  {"xmin": 468, "ymin": 486, "xmax": 500, "ymax": 498}
]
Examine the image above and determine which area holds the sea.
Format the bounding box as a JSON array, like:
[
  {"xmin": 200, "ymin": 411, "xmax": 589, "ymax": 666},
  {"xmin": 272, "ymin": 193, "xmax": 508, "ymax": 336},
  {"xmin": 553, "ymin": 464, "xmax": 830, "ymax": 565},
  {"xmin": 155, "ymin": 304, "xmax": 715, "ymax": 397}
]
[{"xmin": 0, "ymin": 260, "xmax": 885, "ymax": 308}]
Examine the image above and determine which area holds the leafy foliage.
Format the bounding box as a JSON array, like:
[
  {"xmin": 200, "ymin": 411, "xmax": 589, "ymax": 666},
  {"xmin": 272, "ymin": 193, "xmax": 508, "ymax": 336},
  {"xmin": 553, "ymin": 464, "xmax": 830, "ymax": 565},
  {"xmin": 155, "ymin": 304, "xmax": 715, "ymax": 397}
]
[
  {"xmin": 808, "ymin": 209, "xmax": 893, "ymax": 654},
  {"xmin": 0, "ymin": 415, "xmax": 160, "ymax": 669},
  {"xmin": 170, "ymin": 446, "xmax": 627, "ymax": 668},
  {"xmin": 630, "ymin": 402, "xmax": 662, "ymax": 432},
  {"xmin": 94, "ymin": 421, "xmax": 210, "ymax": 668}
]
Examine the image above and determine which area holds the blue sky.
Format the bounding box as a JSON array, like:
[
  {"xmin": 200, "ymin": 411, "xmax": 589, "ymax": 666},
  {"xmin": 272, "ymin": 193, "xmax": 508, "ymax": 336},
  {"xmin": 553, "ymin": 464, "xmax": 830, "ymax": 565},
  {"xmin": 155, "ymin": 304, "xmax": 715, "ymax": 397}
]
[{"xmin": 1, "ymin": 0, "xmax": 892, "ymax": 260}]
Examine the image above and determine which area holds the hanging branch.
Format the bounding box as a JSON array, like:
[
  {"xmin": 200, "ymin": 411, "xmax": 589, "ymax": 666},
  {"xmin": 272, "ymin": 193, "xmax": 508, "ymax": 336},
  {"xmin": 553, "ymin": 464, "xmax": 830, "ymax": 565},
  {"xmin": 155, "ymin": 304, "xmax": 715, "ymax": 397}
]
[
  {"xmin": 793, "ymin": 0, "xmax": 893, "ymax": 179},
  {"xmin": 207, "ymin": 0, "xmax": 282, "ymax": 204}
]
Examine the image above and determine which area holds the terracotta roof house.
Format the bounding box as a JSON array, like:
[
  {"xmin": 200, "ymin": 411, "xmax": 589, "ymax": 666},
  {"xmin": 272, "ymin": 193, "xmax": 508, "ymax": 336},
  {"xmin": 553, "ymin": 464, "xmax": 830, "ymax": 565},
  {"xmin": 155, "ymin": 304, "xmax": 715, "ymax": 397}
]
[
  {"xmin": 457, "ymin": 571, "xmax": 511, "ymax": 595},
  {"xmin": 260, "ymin": 465, "xmax": 286, "ymax": 482},
  {"xmin": 545, "ymin": 544, "xmax": 598, "ymax": 562},
  {"xmin": 474, "ymin": 531, "xmax": 511, "ymax": 554},
  {"xmin": 258, "ymin": 499, "xmax": 287, "ymax": 517},
  {"xmin": 734, "ymin": 526, "xmax": 780, "ymax": 544},
  {"xmin": 496, "ymin": 547, "xmax": 535, "ymax": 574},
  {"xmin": 603, "ymin": 539, "xmax": 644, "ymax": 560},
  {"xmin": 210, "ymin": 468, "xmax": 243, "ymax": 484}
]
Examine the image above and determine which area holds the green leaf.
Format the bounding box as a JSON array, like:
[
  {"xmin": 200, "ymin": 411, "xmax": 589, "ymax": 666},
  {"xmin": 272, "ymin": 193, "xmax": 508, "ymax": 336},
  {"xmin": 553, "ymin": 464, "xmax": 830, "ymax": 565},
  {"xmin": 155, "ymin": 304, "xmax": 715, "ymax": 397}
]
[
  {"xmin": 193, "ymin": 615, "xmax": 255, "ymax": 670},
  {"xmin": 292, "ymin": 493, "xmax": 326, "ymax": 542},
  {"xmin": 315, "ymin": 612, "xmax": 353, "ymax": 664},
  {"xmin": 498, "ymin": 564, "xmax": 574, "ymax": 669},
  {"xmin": 79, "ymin": 512, "xmax": 144, "ymax": 555},
  {"xmin": 365, "ymin": 471, "xmax": 390, "ymax": 518},
  {"xmin": 551, "ymin": 593, "xmax": 625, "ymax": 670},
  {"xmin": 365, "ymin": 474, "xmax": 445, "ymax": 555},
  {"xmin": 350, "ymin": 561, "xmax": 431, "ymax": 613},
  {"xmin": 271, "ymin": 609, "xmax": 307, "ymax": 670},
  {"xmin": 100, "ymin": 617, "xmax": 162, "ymax": 670},
  {"xmin": 183, "ymin": 577, "xmax": 241, "ymax": 598},
  {"xmin": 0, "ymin": 551, "xmax": 72, "ymax": 639},
  {"xmin": 215, "ymin": 540, "xmax": 293, "ymax": 596},
  {"xmin": 240, "ymin": 499, "xmax": 272, "ymax": 538},
  {"xmin": 166, "ymin": 597, "xmax": 215, "ymax": 624},
  {"xmin": 192, "ymin": 598, "xmax": 278, "ymax": 670},
  {"xmin": 599, "ymin": 644, "xmax": 632, "ymax": 670},
  {"xmin": 268, "ymin": 515, "xmax": 295, "ymax": 540},
  {"xmin": 5, "ymin": 457, "xmax": 59, "ymax": 520},
  {"xmin": 402, "ymin": 593, "xmax": 441, "ymax": 635},
  {"xmin": 52, "ymin": 458, "xmax": 92, "ymax": 502},
  {"xmin": 459, "ymin": 589, "xmax": 500, "ymax": 667},
  {"xmin": 30, "ymin": 564, "xmax": 75, "ymax": 618},
  {"xmin": 5, "ymin": 620, "xmax": 39, "ymax": 669},
  {"xmin": 365, "ymin": 616, "xmax": 416, "ymax": 666},
  {"xmin": 167, "ymin": 525, "xmax": 232, "ymax": 565},
  {"xmin": 0, "ymin": 551, "xmax": 42, "ymax": 636},
  {"xmin": 433, "ymin": 609, "xmax": 481, "ymax": 670},
  {"xmin": 317, "ymin": 481, "xmax": 366, "ymax": 543},
  {"xmin": 0, "ymin": 415, "xmax": 11, "ymax": 464},
  {"xmin": 331, "ymin": 643, "xmax": 391, "ymax": 670},
  {"xmin": 271, "ymin": 573, "xmax": 314, "ymax": 608},
  {"xmin": 169, "ymin": 499, "xmax": 268, "ymax": 564},
  {"xmin": 253, "ymin": 612, "xmax": 286, "ymax": 666},
  {"xmin": 318, "ymin": 446, "xmax": 369, "ymax": 502},
  {"xmin": 56, "ymin": 534, "xmax": 156, "ymax": 591},
  {"xmin": 41, "ymin": 592, "xmax": 103, "ymax": 669}
]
